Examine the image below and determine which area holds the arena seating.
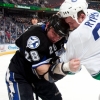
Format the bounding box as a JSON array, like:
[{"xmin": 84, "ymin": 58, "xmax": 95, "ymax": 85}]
[{"xmin": 0, "ymin": 0, "xmax": 100, "ymax": 44}]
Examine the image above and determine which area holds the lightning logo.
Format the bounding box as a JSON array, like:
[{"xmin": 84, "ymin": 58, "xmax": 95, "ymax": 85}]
[{"xmin": 27, "ymin": 36, "xmax": 40, "ymax": 49}]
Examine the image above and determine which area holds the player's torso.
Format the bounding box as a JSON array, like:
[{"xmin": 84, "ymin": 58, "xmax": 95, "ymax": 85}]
[
  {"xmin": 67, "ymin": 9, "xmax": 100, "ymax": 75},
  {"xmin": 10, "ymin": 25, "xmax": 65, "ymax": 80}
]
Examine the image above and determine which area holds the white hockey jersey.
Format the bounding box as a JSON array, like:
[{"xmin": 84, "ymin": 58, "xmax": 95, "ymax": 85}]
[{"xmin": 60, "ymin": 9, "xmax": 100, "ymax": 76}]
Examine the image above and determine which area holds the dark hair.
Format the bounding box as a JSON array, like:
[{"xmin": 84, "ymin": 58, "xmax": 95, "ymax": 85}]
[
  {"xmin": 48, "ymin": 14, "xmax": 70, "ymax": 37},
  {"xmin": 32, "ymin": 15, "xmax": 39, "ymax": 19}
]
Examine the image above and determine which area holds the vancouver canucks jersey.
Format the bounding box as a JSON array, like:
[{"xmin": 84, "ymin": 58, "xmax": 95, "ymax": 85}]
[{"xmin": 60, "ymin": 9, "xmax": 100, "ymax": 76}]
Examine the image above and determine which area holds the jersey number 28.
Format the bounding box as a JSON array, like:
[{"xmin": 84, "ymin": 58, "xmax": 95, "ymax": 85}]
[{"xmin": 25, "ymin": 50, "xmax": 40, "ymax": 62}]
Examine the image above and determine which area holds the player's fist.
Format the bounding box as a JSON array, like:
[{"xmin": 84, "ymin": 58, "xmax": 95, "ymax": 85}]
[
  {"xmin": 62, "ymin": 58, "xmax": 81, "ymax": 73},
  {"xmin": 69, "ymin": 59, "xmax": 81, "ymax": 73}
]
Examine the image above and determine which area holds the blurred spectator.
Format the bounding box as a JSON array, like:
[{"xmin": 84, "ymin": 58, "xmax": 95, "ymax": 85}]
[
  {"xmin": 0, "ymin": 28, "xmax": 5, "ymax": 44},
  {"xmin": 31, "ymin": 14, "xmax": 39, "ymax": 25},
  {"xmin": 2, "ymin": 0, "xmax": 100, "ymax": 9},
  {"xmin": 2, "ymin": 0, "xmax": 64, "ymax": 8},
  {"xmin": 88, "ymin": 1, "xmax": 100, "ymax": 10},
  {"xmin": 0, "ymin": 9, "xmax": 49, "ymax": 44},
  {"xmin": 0, "ymin": 32, "xmax": 4, "ymax": 44}
]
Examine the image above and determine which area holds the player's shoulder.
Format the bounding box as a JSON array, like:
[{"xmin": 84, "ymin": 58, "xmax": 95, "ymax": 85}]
[
  {"xmin": 27, "ymin": 25, "xmax": 43, "ymax": 32},
  {"xmin": 25, "ymin": 24, "xmax": 45, "ymax": 36},
  {"xmin": 27, "ymin": 25, "xmax": 51, "ymax": 47},
  {"xmin": 87, "ymin": 9, "xmax": 99, "ymax": 14},
  {"xmin": 68, "ymin": 28, "xmax": 79, "ymax": 38}
]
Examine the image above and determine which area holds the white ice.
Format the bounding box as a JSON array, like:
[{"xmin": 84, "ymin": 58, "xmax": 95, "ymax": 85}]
[{"xmin": 0, "ymin": 54, "xmax": 100, "ymax": 100}]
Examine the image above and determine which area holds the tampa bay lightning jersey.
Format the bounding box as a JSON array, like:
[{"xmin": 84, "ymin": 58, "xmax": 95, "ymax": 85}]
[
  {"xmin": 16, "ymin": 25, "xmax": 65, "ymax": 67},
  {"xmin": 9, "ymin": 25, "xmax": 66, "ymax": 82}
]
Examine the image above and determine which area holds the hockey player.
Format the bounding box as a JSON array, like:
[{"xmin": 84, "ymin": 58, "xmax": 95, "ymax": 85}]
[
  {"xmin": 5, "ymin": 14, "xmax": 80, "ymax": 100},
  {"xmin": 59, "ymin": 0, "xmax": 100, "ymax": 80}
]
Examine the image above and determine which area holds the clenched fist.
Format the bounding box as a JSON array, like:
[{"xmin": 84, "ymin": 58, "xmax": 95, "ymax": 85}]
[
  {"xmin": 63, "ymin": 58, "xmax": 81, "ymax": 73},
  {"xmin": 69, "ymin": 59, "xmax": 80, "ymax": 73}
]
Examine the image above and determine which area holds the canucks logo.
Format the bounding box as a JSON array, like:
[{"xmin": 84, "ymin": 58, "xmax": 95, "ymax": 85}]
[
  {"xmin": 27, "ymin": 36, "xmax": 40, "ymax": 49},
  {"xmin": 71, "ymin": 0, "xmax": 77, "ymax": 2}
]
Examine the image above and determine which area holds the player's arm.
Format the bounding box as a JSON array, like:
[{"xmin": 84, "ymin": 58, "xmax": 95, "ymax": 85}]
[{"xmin": 35, "ymin": 58, "xmax": 81, "ymax": 82}]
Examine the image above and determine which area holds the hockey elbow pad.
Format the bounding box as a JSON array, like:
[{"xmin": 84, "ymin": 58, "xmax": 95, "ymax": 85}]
[{"xmin": 42, "ymin": 63, "xmax": 68, "ymax": 83}]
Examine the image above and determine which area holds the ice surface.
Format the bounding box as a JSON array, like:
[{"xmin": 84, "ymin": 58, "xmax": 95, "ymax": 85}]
[{"xmin": 0, "ymin": 54, "xmax": 100, "ymax": 100}]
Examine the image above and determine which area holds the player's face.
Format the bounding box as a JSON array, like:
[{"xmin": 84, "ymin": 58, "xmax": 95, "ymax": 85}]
[
  {"xmin": 31, "ymin": 18, "xmax": 38, "ymax": 25},
  {"xmin": 47, "ymin": 27, "xmax": 62, "ymax": 43},
  {"xmin": 64, "ymin": 17, "xmax": 79, "ymax": 31}
]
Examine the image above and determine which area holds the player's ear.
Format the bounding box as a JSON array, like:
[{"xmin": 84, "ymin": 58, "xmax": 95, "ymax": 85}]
[
  {"xmin": 78, "ymin": 14, "xmax": 85, "ymax": 23},
  {"xmin": 80, "ymin": 13, "xmax": 85, "ymax": 20}
]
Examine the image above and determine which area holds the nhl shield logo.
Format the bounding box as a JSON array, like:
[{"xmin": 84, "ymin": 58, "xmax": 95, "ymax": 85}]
[{"xmin": 27, "ymin": 36, "xmax": 40, "ymax": 49}]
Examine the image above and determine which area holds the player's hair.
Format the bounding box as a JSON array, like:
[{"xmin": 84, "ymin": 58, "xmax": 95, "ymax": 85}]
[
  {"xmin": 47, "ymin": 14, "xmax": 70, "ymax": 37},
  {"xmin": 32, "ymin": 15, "xmax": 39, "ymax": 19}
]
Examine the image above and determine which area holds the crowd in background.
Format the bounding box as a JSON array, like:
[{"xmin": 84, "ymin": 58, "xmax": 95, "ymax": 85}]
[
  {"xmin": 0, "ymin": 16, "xmax": 30, "ymax": 44},
  {"xmin": 0, "ymin": 0, "xmax": 100, "ymax": 8},
  {"xmin": 0, "ymin": 0, "xmax": 71, "ymax": 8},
  {"xmin": 0, "ymin": 0, "xmax": 100, "ymax": 44},
  {"xmin": 88, "ymin": 1, "xmax": 100, "ymax": 10},
  {"xmin": 0, "ymin": 10, "xmax": 48, "ymax": 44}
]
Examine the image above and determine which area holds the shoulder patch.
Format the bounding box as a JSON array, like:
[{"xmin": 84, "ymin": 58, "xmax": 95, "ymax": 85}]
[{"xmin": 27, "ymin": 36, "xmax": 40, "ymax": 49}]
